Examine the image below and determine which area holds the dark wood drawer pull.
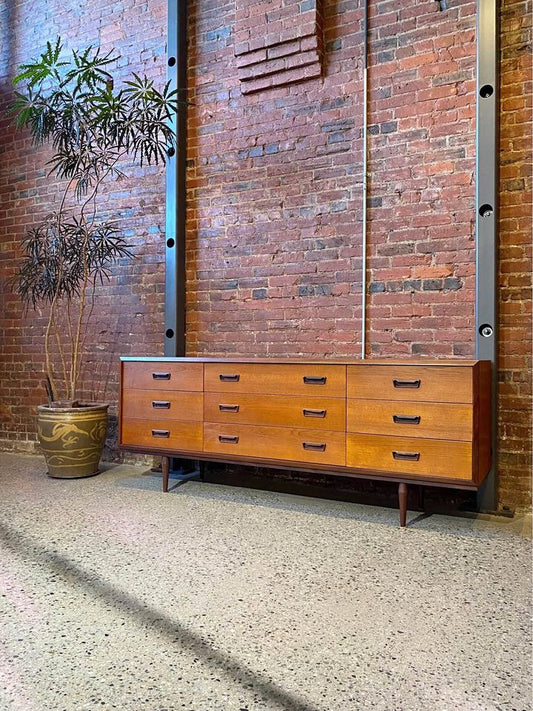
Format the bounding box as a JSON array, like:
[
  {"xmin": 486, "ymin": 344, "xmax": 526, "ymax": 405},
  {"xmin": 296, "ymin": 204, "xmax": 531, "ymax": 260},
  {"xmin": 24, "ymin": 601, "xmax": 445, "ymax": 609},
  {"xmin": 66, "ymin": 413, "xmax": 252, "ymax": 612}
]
[
  {"xmin": 303, "ymin": 376, "xmax": 327, "ymax": 385},
  {"xmin": 393, "ymin": 378, "xmax": 421, "ymax": 389},
  {"xmin": 218, "ymin": 435, "xmax": 239, "ymax": 444},
  {"xmin": 392, "ymin": 450, "xmax": 420, "ymax": 462},
  {"xmin": 303, "ymin": 408, "xmax": 327, "ymax": 418},
  {"xmin": 303, "ymin": 442, "xmax": 326, "ymax": 452},
  {"xmin": 152, "ymin": 372, "xmax": 171, "ymax": 380},
  {"xmin": 152, "ymin": 401, "xmax": 171, "ymax": 409},
  {"xmin": 392, "ymin": 414, "xmax": 421, "ymax": 425},
  {"xmin": 219, "ymin": 374, "xmax": 240, "ymax": 382},
  {"xmin": 219, "ymin": 404, "xmax": 240, "ymax": 413},
  {"xmin": 151, "ymin": 429, "xmax": 170, "ymax": 438}
]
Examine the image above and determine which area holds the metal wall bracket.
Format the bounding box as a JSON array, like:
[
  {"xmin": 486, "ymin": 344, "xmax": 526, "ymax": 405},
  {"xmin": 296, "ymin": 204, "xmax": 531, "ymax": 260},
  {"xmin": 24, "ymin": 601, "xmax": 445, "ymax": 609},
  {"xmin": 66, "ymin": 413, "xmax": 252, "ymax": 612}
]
[{"xmin": 475, "ymin": 0, "xmax": 499, "ymax": 511}]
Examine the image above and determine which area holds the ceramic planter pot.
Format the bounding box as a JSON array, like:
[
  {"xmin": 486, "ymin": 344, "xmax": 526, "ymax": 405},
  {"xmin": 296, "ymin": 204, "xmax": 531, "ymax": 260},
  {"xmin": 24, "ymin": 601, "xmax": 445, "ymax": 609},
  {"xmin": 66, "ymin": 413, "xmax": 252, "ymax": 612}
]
[{"xmin": 37, "ymin": 403, "xmax": 109, "ymax": 478}]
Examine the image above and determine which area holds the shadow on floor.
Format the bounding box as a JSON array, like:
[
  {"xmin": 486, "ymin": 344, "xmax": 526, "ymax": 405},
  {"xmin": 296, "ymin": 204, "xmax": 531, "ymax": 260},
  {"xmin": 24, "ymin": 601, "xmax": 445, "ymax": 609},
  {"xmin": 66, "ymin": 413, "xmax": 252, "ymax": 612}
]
[
  {"xmin": 111, "ymin": 465, "xmax": 527, "ymax": 535},
  {"xmin": 0, "ymin": 520, "xmax": 318, "ymax": 711}
]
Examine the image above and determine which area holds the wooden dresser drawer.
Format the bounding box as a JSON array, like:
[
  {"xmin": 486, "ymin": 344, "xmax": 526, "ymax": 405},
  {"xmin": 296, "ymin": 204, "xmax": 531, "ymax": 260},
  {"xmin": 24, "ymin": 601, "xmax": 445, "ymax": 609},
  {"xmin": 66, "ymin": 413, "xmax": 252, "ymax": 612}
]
[
  {"xmin": 347, "ymin": 399, "xmax": 473, "ymax": 441},
  {"xmin": 122, "ymin": 361, "xmax": 203, "ymax": 392},
  {"xmin": 204, "ymin": 363, "xmax": 345, "ymax": 397},
  {"xmin": 347, "ymin": 365, "xmax": 473, "ymax": 403},
  {"xmin": 122, "ymin": 390, "xmax": 203, "ymax": 422},
  {"xmin": 204, "ymin": 393, "xmax": 345, "ymax": 431},
  {"xmin": 204, "ymin": 423, "xmax": 346, "ymax": 466},
  {"xmin": 121, "ymin": 419, "xmax": 203, "ymax": 451},
  {"xmin": 346, "ymin": 433, "xmax": 473, "ymax": 480}
]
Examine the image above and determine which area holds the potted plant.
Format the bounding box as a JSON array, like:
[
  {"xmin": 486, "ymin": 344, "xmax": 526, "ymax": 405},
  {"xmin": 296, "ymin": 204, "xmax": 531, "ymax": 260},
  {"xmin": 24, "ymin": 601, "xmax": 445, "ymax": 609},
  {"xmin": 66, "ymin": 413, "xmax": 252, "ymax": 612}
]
[{"xmin": 10, "ymin": 38, "xmax": 178, "ymax": 478}]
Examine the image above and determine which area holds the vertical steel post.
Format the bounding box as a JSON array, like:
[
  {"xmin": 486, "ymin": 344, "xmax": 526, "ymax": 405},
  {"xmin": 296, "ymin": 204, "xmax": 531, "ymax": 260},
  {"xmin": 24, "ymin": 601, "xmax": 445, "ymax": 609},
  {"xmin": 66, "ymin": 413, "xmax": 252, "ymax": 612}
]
[
  {"xmin": 361, "ymin": 0, "xmax": 369, "ymax": 360},
  {"xmin": 165, "ymin": 0, "xmax": 188, "ymax": 357},
  {"xmin": 475, "ymin": 0, "xmax": 498, "ymax": 510},
  {"xmin": 164, "ymin": 0, "xmax": 191, "ymax": 478}
]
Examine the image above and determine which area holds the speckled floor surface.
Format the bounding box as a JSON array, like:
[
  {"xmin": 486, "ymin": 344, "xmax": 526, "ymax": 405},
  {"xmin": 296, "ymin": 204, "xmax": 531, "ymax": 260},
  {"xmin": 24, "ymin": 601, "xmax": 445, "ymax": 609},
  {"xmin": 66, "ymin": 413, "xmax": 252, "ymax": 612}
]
[{"xmin": 0, "ymin": 452, "xmax": 531, "ymax": 711}]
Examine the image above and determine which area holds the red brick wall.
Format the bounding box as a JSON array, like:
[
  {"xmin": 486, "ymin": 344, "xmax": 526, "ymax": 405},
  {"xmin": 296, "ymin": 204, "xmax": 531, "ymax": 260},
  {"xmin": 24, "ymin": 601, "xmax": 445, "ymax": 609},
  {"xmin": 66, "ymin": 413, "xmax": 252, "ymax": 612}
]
[
  {"xmin": 366, "ymin": 2, "xmax": 478, "ymax": 358},
  {"xmin": 498, "ymin": 0, "xmax": 532, "ymax": 511},
  {"xmin": 0, "ymin": 0, "xmax": 531, "ymax": 509},
  {"xmin": 187, "ymin": 0, "xmax": 478, "ymax": 358}
]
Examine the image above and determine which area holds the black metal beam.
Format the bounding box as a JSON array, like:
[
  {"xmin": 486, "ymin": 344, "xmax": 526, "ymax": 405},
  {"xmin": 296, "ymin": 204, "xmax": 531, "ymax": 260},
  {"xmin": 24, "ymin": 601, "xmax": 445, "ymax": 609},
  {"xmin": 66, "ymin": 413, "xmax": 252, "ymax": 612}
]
[
  {"xmin": 165, "ymin": 0, "xmax": 188, "ymax": 357},
  {"xmin": 475, "ymin": 0, "xmax": 499, "ymax": 511}
]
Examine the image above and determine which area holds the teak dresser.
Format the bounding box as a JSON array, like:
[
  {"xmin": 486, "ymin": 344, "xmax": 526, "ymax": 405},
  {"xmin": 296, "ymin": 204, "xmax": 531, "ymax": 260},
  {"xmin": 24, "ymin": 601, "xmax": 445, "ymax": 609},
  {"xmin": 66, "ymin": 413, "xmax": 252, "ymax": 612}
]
[{"xmin": 119, "ymin": 357, "xmax": 492, "ymax": 526}]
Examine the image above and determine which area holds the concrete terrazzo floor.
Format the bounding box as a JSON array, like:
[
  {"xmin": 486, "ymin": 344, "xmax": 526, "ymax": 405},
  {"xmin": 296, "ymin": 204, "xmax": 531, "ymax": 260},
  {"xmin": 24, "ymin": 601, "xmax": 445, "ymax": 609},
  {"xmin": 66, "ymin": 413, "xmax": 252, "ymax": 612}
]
[{"xmin": 0, "ymin": 452, "xmax": 531, "ymax": 711}]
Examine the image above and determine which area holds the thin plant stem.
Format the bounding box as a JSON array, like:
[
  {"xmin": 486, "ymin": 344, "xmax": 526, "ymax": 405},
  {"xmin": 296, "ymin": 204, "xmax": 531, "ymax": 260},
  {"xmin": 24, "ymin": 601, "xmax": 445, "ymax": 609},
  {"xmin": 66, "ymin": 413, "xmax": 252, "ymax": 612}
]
[
  {"xmin": 43, "ymin": 166, "xmax": 82, "ymax": 402},
  {"xmin": 70, "ymin": 236, "xmax": 89, "ymax": 400},
  {"xmin": 51, "ymin": 306, "xmax": 69, "ymax": 398},
  {"xmin": 66, "ymin": 299, "xmax": 76, "ymax": 380},
  {"xmin": 70, "ymin": 152, "xmax": 124, "ymax": 400}
]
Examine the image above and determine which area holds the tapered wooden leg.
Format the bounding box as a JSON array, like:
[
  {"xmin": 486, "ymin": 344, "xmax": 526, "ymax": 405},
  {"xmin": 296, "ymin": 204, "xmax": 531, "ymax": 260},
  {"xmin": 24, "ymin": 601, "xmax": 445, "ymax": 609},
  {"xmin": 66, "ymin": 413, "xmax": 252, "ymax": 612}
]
[
  {"xmin": 162, "ymin": 456, "xmax": 170, "ymax": 493},
  {"xmin": 398, "ymin": 482, "xmax": 408, "ymax": 527}
]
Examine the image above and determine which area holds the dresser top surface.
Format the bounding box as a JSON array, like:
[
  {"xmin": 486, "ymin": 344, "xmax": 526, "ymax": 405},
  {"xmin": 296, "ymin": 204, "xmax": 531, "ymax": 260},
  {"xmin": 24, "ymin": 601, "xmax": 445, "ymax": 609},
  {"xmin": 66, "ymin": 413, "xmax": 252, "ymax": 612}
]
[{"xmin": 121, "ymin": 356, "xmax": 486, "ymax": 367}]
